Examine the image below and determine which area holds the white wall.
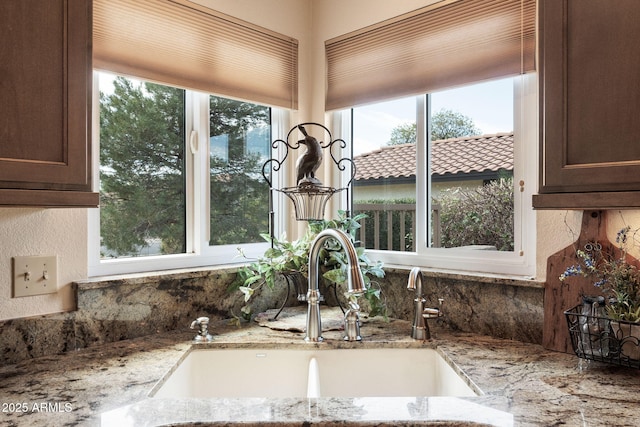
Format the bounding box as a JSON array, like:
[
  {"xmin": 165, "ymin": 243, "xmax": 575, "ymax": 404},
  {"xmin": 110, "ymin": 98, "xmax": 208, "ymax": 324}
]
[
  {"xmin": 353, "ymin": 180, "xmax": 488, "ymax": 202},
  {"xmin": 354, "ymin": 183, "xmax": 417, "ymax": 202},
  {"xmin": 0, "ymin": 208, "xmax": 87, "ymax": 320}
]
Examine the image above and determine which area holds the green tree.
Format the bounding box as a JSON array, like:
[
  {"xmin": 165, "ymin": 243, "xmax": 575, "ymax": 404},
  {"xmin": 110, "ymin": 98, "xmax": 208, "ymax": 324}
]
[
  {"xmin": 209, "ymin": 97, "xmax": 270, "ymax": 159},
  {"xmin": 388, "ymin": 122, "xmax": 417, "ymax": 145},
  {"xmin": 99, "ymin": 79, "xmax": 271, "ymax": 256},
  {"xmin": 431, "ymin": 108, "xmax": 481, "ymax": 140},
  {"xmin": 208, "ymin": 97, "xmax": 271, "ymax": 245},
  {"xmin": 386, "ymin": 109, "xmax": 481, "ymax": 146},
  {"xmin": 100, "ymin": 77, "xmax": 186, "ymax": 257}
]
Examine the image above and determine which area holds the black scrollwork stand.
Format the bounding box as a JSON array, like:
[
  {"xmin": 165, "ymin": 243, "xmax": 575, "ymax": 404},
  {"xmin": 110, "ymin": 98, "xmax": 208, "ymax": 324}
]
[{"xmin": 262, "ymin": 122, "xmax": 356, "ymax": 320}]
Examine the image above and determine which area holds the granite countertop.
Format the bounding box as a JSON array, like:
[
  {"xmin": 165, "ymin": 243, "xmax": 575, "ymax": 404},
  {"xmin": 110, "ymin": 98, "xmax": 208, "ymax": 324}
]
[{"xmin": 1, "ymin": 313, "xmax": 639, "ymax": 427}]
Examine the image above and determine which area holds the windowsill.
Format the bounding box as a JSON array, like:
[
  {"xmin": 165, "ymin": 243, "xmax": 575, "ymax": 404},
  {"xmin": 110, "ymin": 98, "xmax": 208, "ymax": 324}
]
[
  {"xmin": 78, "ymin": 262, "xmax": 543, "ymax": 291},
  {"xmin": 383, "ymin": 264, "xmax": 542, "ymax": 288},
  {"xmin": 77, "ymin": 263, "xmax": 245, "ymax": 289}
]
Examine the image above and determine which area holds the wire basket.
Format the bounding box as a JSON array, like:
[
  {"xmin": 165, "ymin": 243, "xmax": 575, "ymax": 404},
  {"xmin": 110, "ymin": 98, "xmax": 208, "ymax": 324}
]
[
  {"xmin": 278, "ymin": 185, "xmax": 342, "ymax": 221},
  {"xmin": 565, "ymin": 304, "xmax": 640, "ymax": 369}
]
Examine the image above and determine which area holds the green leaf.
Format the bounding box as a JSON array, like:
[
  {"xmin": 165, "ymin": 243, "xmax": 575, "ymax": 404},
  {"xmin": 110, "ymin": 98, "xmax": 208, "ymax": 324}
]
[
  {"xmin": 243, "ymin": 275, "xmax": 263, "ymax": 287},
  {"xmin": 238, "ymin": 286, "xmax": 254, "ymax": 302},
  {"xmin": 323, "ymin": 269, "xmax": 347, "ymax": 285}
]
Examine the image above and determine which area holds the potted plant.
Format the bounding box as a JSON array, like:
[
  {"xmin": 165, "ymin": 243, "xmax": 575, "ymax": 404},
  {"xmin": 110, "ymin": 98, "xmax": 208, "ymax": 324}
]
[
  {"xmin": 560, "ymin": 226, "xmax": 640, "ymax": 360},
  {"xmin": 230, "ymin": 210, "xmax": 386, "ymax": 322}
]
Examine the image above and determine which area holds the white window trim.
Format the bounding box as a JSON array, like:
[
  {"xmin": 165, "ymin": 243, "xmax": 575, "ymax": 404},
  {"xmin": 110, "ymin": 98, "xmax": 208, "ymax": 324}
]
[
  {"xmin": 338, "ymin": 73, "xmax": 538, "ymax": 279},
  {"xmin": 88, "ymin": 72, "xmax": 289, "ymax": 277}
]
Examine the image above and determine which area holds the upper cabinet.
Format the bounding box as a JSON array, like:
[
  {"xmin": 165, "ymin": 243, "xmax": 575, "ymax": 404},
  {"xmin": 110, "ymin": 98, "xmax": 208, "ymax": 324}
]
[
  {"xmin": 0, "ymin": 0, "xmax": 98, "ymax": 207},
  {"xmin": 533, "ymin": 0, "xmax": 640, "ymax": 209}
]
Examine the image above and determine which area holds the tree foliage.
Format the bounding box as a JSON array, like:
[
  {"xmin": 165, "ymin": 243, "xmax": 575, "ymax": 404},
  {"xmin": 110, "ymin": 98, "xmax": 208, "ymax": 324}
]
[
  {"xmin": 208, "ymin": 97, "xmax": 271, "ymax": 245},
  {"xmin": 99, "ymin": 78, "xmax": 271, "ymax": 257},
  {"xmin": 100, "ymin": 77, "xmax": 186, "ymax": 257},
  {"xmin": 388, "ymin": 122, "xmax": 417, "ymax": 145},
  {"xmin": 431, "ymin": 108, "xmax": 482, "ymax": 140},
  {"xmin": 386, "ymin": 109, "xmax": 481, "ymax": 146},
  {"xmin": 435, "ymin": 177, "xmax": 514, "ymax": 251}
]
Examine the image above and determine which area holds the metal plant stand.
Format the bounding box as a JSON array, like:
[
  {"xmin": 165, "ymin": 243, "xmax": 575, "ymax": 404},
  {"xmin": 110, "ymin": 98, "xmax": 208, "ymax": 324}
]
[{"xmin": 262, "ymin": 122, "xmax": 356, "ymax": 320}]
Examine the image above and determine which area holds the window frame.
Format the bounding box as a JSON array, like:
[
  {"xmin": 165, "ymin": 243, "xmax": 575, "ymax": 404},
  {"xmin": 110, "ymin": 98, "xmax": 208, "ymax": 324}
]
[
  {"xmin": 339, "ymin": 73, "xmax": 538, "ymax": 278},
  {"xmin": 88, "ymin": 71, "xmax": 288, "ymax": 277}
]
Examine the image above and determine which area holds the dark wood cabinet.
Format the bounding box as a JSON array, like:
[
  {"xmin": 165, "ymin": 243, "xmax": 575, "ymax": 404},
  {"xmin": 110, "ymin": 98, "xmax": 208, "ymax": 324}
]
[
  {"xmin": 0, "ymin": 0, "xmax": 98, "ymax": 207},
  {"xmin": 534, "ymin": 0, "xmax": 640, "ymax": 209}
]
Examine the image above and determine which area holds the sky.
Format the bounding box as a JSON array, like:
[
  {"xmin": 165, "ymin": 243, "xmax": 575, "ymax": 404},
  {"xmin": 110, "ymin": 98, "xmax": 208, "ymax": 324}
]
[{"xmin": 352, "ymin": 77, "xmax": 515, "ymax": 156}]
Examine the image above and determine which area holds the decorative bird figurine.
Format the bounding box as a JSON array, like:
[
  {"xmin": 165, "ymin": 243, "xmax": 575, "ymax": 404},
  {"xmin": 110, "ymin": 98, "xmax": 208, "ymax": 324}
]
[{"xmin": 295, "ymin": 125, "xmax": 323, "ymax": 186}]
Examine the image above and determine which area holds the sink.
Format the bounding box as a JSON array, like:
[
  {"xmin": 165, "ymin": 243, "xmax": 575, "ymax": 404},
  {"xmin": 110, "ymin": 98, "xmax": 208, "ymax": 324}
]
[{"xmin": 149, "ymin": 347, "xmax": 480, "ymax": 398}]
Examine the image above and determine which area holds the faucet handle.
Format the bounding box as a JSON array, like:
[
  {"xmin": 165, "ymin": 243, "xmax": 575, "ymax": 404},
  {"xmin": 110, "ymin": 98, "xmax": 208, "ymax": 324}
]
[
  {"xmin": 422, "ymin": 308, "xmax": 441, "ymax": 319},
  {"xmin": 423, "ymin": 298, "xmax": 444, "ymax": 319},
  {"xmin": 343, "ymin": 301, "xmax": 362, "ymax": 342},
  {"xmin": 190, "ymin": 316, "xmax": 208, "ymax": 328}
]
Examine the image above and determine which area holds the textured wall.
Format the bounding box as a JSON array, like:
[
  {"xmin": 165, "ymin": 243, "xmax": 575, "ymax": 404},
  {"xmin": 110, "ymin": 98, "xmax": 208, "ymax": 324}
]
[{"xmin": 0, "ymin": 208, "xmax": 88, "ymax": 321}]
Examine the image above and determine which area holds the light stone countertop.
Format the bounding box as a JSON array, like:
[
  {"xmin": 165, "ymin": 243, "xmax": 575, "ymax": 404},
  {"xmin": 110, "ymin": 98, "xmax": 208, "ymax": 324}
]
[{"xmin": 0, "ymin": 315, "xmax": 639, "ymax": 427}]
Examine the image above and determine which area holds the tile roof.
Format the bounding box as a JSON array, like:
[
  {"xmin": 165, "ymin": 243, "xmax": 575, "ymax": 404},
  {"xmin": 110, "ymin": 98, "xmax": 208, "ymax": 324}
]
[{"xmin": 354, "ymin": 133, "xmax": 513, "ymax": 181}]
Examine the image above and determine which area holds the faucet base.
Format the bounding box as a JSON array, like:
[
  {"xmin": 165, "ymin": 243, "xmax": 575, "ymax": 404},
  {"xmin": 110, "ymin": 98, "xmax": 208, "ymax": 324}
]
[
  {"xmin": 193, "ymin": 334, "xmax": 213, "ymax": 342},
  {"xmin": 411, "ymin": 325, "xmax": 429, "ymax": 341}
]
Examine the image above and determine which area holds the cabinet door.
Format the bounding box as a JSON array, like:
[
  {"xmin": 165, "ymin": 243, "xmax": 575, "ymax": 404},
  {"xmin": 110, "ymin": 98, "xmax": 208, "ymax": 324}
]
[
  {"xmin": 0, "ymin": 0, "xmax": 96, "ymax": 204},
  {"xmin": 536, "ymin": 0, "xmax": 640, "ymax": 207}
]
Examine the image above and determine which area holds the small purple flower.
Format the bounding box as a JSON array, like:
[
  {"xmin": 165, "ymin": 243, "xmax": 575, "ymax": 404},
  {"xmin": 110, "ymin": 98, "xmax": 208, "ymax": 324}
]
[
  {"xmin": 593, "ymin": 279, "xmax": 607, "ymax": 288},
  {"xmin": 616, "ymin": 226, "xmax": 630, "ymax": 244},
  {"xmin": 559, "ymin": 264, "xmax": 583, "ymax": 281}
]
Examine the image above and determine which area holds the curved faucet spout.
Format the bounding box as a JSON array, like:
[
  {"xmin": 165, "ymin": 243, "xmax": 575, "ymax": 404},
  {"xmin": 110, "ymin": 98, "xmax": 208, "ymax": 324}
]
[{"xmin": 305, "ymin": 228, "xmax": 366, "ymax": 342}]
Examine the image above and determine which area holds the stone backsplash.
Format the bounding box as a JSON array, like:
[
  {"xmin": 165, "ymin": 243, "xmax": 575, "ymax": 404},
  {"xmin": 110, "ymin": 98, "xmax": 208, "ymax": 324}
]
[
  {"xmin": 0, "ymin": 266, "xmax": 543, "ymax": 365},
  {"xmin": 365, "ymin": 268, "xmax": 543, "ymax": 343}
]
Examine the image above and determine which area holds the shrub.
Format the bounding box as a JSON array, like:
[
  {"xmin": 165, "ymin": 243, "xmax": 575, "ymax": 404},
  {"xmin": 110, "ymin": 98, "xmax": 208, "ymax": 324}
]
[{"xmin": 436, "ymin": 177, "xmax": 514, "ymax": 251}]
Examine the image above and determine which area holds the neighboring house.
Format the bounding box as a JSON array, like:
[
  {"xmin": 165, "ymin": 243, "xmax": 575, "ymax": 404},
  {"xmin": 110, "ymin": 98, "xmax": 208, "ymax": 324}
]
[{"xmin": 353, "ymin": 132, "xmax": 513, "ymax": 201}]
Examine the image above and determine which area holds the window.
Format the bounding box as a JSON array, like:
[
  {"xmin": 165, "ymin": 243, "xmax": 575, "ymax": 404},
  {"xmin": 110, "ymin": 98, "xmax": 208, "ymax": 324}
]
[
  {"xmin": 344, "ymin": 74, "xmax": 537, "ymax": 277},
  {"xmin": 352, "ymin": 96, "xmax": 417, "ymax": 252},
  {"xmin": 98, "ymin": 75, "xmax": 187, "ymax": 259},
  {"xmin": 89, "ymin": 72, "xmax": 284, "ymax": 276},
  {"xmin": 208, "ymin": 96, "xmax": 271, "ymax": 246},
  {"xmin": 327, "ymin": 0, "xmax": 537, "ymax": 277}
]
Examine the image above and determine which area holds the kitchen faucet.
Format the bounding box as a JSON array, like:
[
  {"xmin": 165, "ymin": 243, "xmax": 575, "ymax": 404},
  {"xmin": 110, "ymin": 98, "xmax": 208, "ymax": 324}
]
[
  {"xmin": 407, "ymin": 267, "xmax": 443, "ymax": 340},
  {"xmin": 305, "ymin": 228, "xmax": 366, "ymax": 342},
  {"xmin": 190, "ymin": 316, "xmax": 213, "ymax": 342}
]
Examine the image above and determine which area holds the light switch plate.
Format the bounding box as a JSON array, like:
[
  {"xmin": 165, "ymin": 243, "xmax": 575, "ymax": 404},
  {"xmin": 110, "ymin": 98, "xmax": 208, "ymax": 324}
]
[{"xmin": 12, "ymin": 255, "xmax": 58, "ymax": 298}]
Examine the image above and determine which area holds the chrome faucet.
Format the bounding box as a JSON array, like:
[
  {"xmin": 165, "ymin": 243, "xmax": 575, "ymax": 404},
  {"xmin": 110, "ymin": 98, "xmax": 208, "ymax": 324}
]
[
  {"xmin": 407, "ymin": 267, "xmax": 443, "ymax": 340},
  {"xmin": 190, "ymin": 316, "xmax": 213, "ymax": 342},
  {"xmin": 305, "ymin": 228, "xmax": 366, "ymax": 342}
]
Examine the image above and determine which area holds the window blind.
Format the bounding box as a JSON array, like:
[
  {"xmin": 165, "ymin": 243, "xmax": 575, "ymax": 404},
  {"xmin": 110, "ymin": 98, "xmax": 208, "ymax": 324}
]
[
  {"xmin": 325, "ymin": 0, "xmax": 535, "ymax": 111},
  {"xmin": 93, "ymin": 0, "xmax": 298, "ymax": 109}
]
